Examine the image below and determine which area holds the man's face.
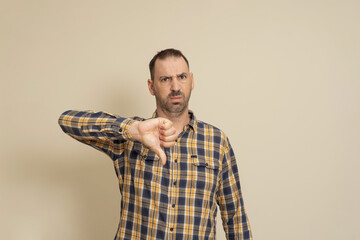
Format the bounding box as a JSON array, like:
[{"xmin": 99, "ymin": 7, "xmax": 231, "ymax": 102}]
[{"xmin": 148, "ymin": 56, "xmax": 194, "ymax": 117}]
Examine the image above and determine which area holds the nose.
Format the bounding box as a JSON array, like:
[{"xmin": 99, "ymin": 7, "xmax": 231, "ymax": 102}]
[{"xmin": 170, "ymin": 78, "xmax": 180, "ymax": 91}]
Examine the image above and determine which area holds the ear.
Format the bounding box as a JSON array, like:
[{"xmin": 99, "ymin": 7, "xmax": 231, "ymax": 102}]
[
  {"xmin": 190, "ymin": 73, "xmax": 194, "ymax": 90},
  {"xmin": 148, "ymin": 79, "xmax": 155, "ymax": 96}
]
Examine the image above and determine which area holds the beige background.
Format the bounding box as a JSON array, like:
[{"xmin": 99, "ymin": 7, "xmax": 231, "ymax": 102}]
[{"xmin": 1, "ymin": 0, "xmax": 359, "ymax": 239}]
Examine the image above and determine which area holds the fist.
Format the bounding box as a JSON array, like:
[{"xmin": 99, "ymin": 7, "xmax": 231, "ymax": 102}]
[{"xmin": 129, "ymin": 118, "xmax": 177, "ymax": 165}]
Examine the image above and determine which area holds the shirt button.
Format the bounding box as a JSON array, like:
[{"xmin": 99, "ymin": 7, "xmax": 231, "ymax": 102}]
[
  {"xmin": 170, "ymin": 228, "xmax": 174, "ymax": 231},
  {"xmin": 172, "ymin": 204, "xmax": 175, "ymax": 208},
  {"xmin": 173, "ymin": 181, "xmax": 177, "ymax": 186},
  {"xmin": 174, "ymin": 159, "xmax": 178, "ymax": 163}
]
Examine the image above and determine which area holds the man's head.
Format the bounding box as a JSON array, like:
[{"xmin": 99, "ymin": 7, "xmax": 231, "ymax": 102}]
[
  {"xmin": 148, "ymin": 48, "xmax": 194, "ymax": 118},
  {"xmin": 149, "ymin": 48, "xmax": 189, "ymax": 81}
]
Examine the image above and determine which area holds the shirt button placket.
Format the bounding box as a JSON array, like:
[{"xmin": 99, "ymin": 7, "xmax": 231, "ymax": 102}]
[{"xmin": 170, "ymin": 148, "xmax": 178, "ymax": 238}]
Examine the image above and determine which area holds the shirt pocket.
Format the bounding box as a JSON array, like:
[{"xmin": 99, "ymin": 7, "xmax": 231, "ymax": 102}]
[
  {"xmin": 191, "ymin": 155, "xmax": 220, "ymax": 198},
  {"xmin": 128, "ymin": 142, "xmax": 161, "ymax": 188},
  {"xmin": 140, "ymin": 150, "xmax": 161, "ymax": 183}
]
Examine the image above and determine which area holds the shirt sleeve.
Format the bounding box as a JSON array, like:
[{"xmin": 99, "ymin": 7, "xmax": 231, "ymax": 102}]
[
  {"xmin": 58, "ymin": 110, "xmax": 136, "ymax": 158},
  {"xmin": 216, "ymin": 140, "xmax": 252, "ymax": 240}
]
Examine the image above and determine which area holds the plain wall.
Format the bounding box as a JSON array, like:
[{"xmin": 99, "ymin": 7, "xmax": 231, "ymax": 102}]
[{"xmin": 1, "ymin": 0, "xmax": 359, "ymax": 239}]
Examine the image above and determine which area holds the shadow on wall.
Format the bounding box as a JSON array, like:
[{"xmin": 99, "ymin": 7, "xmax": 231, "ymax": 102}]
[
  {"xmin": 3, "ymin": 85, "xmax": 144, "ymax": 240},
  {"xmin": 5, "ymin": 150, "xmax": 121, "ymax": 240}
]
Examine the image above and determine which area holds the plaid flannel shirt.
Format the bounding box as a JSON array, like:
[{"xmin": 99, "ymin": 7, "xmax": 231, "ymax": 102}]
[{"xmin": 58, "ymin": 110, "xmax": 252, "ymax": 240}]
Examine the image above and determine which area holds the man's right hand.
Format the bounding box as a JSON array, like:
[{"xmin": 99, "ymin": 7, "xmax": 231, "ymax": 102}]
[{"xmin": 128, "ymin": 118, "xmax": 177, "ymax": 165}]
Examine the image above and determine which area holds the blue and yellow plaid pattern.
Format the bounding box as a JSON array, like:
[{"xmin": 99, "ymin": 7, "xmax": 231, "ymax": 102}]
[{"xmin": 58, "ymin": 110, "xmax": 252, "ymax": 240}]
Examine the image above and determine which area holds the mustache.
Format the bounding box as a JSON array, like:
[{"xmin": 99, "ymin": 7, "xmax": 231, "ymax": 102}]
[{"xmin": 168, "ymin": 91, "xmax": 184, "ymax": 98}]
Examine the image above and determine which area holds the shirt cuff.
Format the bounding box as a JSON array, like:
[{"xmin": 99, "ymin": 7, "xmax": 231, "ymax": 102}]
[{"xmin": 116, "ymin": 118, "xmax": 136, "ymax": 141}]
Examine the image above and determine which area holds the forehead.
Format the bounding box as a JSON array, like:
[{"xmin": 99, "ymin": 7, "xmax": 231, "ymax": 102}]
[{"xmin": 154, "ymin": 56, "xmax": 189, "ymax": 77}]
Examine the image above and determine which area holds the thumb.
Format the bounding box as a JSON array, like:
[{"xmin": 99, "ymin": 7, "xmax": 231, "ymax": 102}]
[{"xmin": 153, "ymin": 146, "xmax": 167, "ymax": 166}]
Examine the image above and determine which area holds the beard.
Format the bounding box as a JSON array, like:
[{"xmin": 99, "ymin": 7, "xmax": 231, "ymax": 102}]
[{"xmin": 155, "ymin": 90, "xmax": 191, "ymax": 117}]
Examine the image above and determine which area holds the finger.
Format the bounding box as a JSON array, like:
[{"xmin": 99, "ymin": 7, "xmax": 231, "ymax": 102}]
[
  {"xmin": 160, "ymin": 134, "xmax": 178, "ymax": 143},
  {"xmin": 160, "ymin": 118, "xmax": 173, "ymax": 130},
  {"xmin": 159, "ymin": 150, "xmax": 167, "ymax": 165},
  {"xmin": 161, "ymin": 140, "xmax": 176, "ymax": 148},
  {"xmin": 160, "ymin": 127, "xmax": 176, "ymax": 137},
  {"xmin": 153, "ymin": 146, "xmax": 167, "ymax": 165}
]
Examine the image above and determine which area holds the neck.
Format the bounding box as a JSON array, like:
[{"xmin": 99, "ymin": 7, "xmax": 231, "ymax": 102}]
[{"xmin": 156, "ymin": 108, "xmax": 190, "ymax": 135}]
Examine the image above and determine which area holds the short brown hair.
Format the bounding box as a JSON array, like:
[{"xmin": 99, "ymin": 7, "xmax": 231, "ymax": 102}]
[{"xmin": 149, "ymin": 48, "xmax": 189, "ymax": 80}]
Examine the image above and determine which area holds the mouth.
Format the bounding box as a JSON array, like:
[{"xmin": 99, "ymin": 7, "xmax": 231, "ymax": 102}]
[
  {"xmin": 168, "ymin": 92, "xmax": 184, "ymax": 102},
  {"xmin": 170, "ymin": 96, "xmax": 183, "ymax": 102},
  {"xmin": 170, "ymin": 98, "xmax": 182, "ymax": 104}
]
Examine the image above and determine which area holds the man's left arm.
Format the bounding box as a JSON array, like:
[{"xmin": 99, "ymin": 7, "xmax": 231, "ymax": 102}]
[{"xmin": 216, "ymin": 141, "xmax": 252, "ymax": 240}]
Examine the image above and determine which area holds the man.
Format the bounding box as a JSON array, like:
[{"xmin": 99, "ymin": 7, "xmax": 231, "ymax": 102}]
[{"xmin": 58, "ymin": 49, "xmax": 252, "ymax": 239}]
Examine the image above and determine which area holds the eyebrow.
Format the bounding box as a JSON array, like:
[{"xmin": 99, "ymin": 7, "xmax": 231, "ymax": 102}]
[
  {"xmin": 177, "ymin": 72, "xmax": 187, "ymax": 77},
  {"xmin": 159, "ymin": 72, "xmax": 188, "ymax": 79}
]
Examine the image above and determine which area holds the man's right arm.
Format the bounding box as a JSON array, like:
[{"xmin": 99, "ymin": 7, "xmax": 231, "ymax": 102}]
[
  {"xmin": 58, "ymin": 110, "xmax": 136, "ymax": 157},
  {"xmin": 58, "ymin": 110, "xmax": 177, "ymax": 164}
]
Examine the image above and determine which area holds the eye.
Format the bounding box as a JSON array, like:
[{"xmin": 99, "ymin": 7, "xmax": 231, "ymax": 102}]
[
  {"xmin": 179, "ymin": 74, "xmax": 187, "ymax": 80},
  {"xmin": 160, "ymin": 77, "xmax": 170, "ymax": 82}
]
